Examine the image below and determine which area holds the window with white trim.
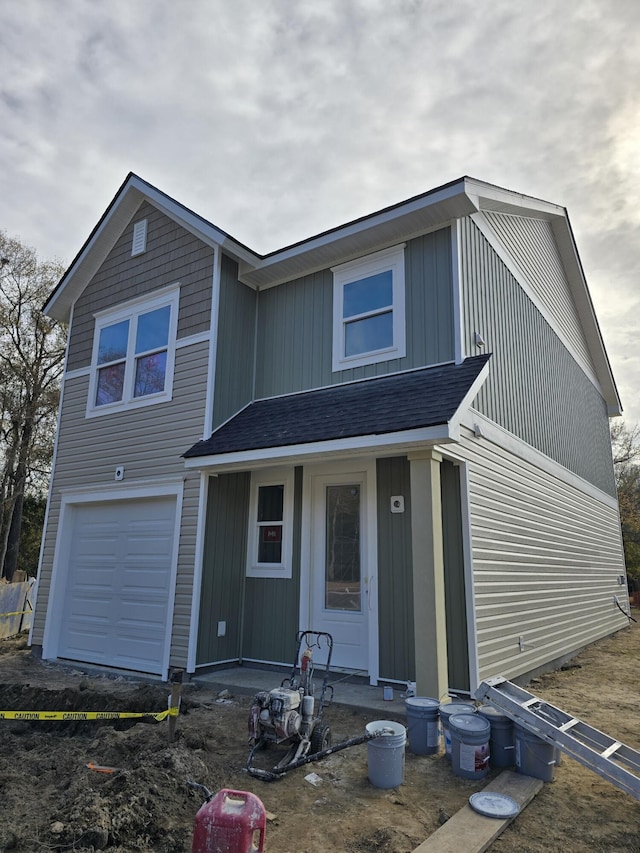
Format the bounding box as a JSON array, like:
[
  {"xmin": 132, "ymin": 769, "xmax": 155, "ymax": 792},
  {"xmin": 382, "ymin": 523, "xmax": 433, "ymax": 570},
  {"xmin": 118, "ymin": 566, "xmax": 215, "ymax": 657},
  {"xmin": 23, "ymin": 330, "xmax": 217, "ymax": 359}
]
[
  {"xmin": 332, "ymin": 244, "xmax": 406, "ymax": 372},
  {"xmin": 246, "ymin": 468, "xmax": 294, "ymax": 579},
  {"xmin": 87, "ymin": 286, "xmax": 179, "ymax": 416}
]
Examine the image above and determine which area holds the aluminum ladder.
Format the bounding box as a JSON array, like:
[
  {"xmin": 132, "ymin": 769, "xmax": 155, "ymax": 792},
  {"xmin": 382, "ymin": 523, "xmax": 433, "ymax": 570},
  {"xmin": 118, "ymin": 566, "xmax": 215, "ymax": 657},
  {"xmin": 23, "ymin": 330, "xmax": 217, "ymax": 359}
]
[{"xmin": 475, "ymin": 676, "xmax": 640, "ymax": 800}]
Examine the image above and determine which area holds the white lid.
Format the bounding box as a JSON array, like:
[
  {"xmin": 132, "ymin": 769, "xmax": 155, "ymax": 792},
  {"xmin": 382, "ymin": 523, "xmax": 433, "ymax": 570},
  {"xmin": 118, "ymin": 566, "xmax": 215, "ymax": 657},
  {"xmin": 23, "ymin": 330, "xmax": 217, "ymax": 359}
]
[{"xmin": 468, "ymin": 792, "xmax": 520, "ymax": 819}]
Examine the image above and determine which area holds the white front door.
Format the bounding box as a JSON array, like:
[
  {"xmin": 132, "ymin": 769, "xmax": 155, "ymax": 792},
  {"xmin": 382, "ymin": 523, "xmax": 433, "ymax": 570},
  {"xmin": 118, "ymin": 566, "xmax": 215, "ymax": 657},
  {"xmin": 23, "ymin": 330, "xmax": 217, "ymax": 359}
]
[{"xmin": 308, "ymin": 468, "xmax": 371, "ymax": 672}]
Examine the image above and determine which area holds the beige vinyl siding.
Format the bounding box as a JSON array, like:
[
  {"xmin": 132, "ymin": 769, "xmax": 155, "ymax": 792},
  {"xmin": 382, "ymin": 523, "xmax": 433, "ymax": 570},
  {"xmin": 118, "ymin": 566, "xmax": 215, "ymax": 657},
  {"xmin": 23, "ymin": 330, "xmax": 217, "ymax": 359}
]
[
  {"xmin": 67, "ymin": 201, "xmax": 214, "ymax": 371},
  {"xmin": 460, "ymin": 216, "xmax": 615, "ymax": 497},
  {"xmin": 33, "ymin": 341, "xmax": 209, "ymax": 667},
  {"xmin": 482, "ymin": 211, "xmax": 596, "ymax": 374},
  {"xmin": 451, "ymin": 427, "xmax": 627, "ymax": 685}
]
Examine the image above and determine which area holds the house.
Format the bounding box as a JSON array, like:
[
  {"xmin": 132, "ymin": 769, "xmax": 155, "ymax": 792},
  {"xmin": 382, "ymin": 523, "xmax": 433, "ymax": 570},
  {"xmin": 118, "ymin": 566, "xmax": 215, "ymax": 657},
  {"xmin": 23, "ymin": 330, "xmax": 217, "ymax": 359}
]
[{"xmin": 32, "ymin": 173, "xmax": 629, "ymax": 698}]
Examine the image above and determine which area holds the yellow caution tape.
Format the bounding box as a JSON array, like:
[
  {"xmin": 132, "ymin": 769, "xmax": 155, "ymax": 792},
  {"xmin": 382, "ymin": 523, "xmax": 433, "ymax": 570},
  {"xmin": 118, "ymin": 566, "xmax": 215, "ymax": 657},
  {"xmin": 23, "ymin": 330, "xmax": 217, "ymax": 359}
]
[
  {"xmin": 0, "ymin": 707, "xmax": 179, "ymax": 722},
  {"xmin": 0, "ymin": 610, "xmax": 32, "ymax": 617}
]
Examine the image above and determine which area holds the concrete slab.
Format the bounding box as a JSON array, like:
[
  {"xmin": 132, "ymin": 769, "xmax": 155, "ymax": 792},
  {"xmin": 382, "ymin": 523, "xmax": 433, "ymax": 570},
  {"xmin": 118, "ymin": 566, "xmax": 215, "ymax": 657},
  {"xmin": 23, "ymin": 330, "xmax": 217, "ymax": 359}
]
[{"xmin": 192, "ymin": 666, "xmax": 409, "ymax": 717}]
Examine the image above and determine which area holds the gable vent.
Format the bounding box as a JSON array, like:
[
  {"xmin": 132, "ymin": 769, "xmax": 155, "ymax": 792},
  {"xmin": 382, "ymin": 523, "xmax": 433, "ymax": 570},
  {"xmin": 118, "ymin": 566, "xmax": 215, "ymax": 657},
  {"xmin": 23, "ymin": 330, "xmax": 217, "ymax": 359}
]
[{"xmin": 131, "ymin": 219, "xmax": 148, "ymax": 256}]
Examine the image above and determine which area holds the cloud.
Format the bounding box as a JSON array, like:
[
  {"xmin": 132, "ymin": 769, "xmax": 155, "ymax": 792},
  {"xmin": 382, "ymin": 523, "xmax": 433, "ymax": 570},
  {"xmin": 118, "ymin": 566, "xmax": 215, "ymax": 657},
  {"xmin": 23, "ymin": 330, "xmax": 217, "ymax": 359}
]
[{"xmin": 0, "ymin": 0, "xmax": 638, "ymax": 421}]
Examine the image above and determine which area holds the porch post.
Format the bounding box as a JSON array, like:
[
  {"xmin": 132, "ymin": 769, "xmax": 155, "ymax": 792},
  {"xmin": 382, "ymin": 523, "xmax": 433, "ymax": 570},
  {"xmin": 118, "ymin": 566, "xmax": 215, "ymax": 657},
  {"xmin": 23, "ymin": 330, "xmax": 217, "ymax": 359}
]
[{"xmin": 408, "ymin": 449, "xmax": 449, "ymax": 700}]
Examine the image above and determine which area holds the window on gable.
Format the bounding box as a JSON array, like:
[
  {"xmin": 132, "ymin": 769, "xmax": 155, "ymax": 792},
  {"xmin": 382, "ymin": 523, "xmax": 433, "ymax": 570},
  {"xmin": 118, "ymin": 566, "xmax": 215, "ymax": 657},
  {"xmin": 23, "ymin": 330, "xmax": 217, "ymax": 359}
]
[
  {"xmin": 131, "ymin": 219, "xmax": 148, "ymax": 256},
  {"xmin": 246, "ymin": 469, "xmax": 294, "ymax": 579},
  {"xmin": 332, "ymin": 244, "xmax": 406, "ymax": 371},
  {"xmin": 88, "ymin": 286, "xmax": 179, "ymax": 416}
]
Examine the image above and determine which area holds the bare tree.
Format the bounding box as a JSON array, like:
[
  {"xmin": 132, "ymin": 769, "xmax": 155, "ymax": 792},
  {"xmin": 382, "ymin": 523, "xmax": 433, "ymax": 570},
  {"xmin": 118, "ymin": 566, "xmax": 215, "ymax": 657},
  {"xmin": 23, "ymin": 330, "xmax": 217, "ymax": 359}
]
[
  {"xmin": 611, "ymin": 420, "xmax": 640, "ymax": 586},
  {"xmin": 0, "ymin": 232, "xmax": 66, "ymax": 580}
]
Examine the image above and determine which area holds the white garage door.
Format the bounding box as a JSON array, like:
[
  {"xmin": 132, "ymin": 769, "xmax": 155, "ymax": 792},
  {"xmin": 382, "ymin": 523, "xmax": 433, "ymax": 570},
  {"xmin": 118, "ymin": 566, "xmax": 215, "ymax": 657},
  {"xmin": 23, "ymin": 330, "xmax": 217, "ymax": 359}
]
[{"xmin": 58, "ymin": 497, "xmax": 176, "ymax": 675}]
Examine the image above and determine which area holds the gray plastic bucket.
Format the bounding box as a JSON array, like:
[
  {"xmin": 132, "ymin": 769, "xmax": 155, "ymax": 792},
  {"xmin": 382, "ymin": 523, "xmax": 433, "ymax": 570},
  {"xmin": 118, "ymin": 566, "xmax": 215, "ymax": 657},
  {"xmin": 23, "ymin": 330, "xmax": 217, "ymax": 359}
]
[
  {"xmin": 477, "ymin": 704, "xmax": 515, "ymax": 768},
  {"xmin": 438, "ymin": 701, "xmax": 476, "ymax": 759},
  {"xmin": 365, "ymin": 720, "xmax": 406, "ymax": 789},
  {"xmin": 450, "ymin": 713, "xmax": 491, "ymax": 780},
  {"xmin": 515, "ymin": 726, "xmax": 556, "ymax": 781},
  {"xmin": 405, "ymin": 697, "xmax": 440, "ymax": 755}
]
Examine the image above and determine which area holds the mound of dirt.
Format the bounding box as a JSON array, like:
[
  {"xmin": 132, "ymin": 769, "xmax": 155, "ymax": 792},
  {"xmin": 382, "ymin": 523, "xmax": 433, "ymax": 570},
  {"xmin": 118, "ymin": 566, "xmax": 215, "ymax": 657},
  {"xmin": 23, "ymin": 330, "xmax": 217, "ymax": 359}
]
[{"xmin": 1, "ymin": 623, "xmax": 640, "ymax": 852}]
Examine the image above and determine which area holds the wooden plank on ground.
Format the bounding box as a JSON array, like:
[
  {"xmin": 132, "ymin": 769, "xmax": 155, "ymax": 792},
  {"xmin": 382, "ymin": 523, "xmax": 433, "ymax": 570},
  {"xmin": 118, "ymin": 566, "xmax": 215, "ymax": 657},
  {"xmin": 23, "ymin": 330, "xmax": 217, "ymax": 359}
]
[{"xmin": 413, "ymin": 770, "xmax": 544, "ymax": 853}]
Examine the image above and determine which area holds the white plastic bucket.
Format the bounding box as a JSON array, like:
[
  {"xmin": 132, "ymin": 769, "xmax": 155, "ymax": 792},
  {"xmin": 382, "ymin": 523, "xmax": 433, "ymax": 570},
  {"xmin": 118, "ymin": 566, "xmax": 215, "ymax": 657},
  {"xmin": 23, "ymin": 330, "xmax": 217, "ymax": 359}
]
[
  {"xmin": 365, "ymin": 720, "xmax": 407, "ymax": 789},
  {"xmin": 405, "ymin": 697, "xmax": 440, "ymax": 755}
]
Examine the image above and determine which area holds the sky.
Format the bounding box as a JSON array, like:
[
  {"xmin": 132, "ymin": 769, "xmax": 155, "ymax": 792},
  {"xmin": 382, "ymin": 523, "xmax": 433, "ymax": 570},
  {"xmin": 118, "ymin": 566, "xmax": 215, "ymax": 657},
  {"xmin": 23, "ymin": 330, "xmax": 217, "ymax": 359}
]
[{"xmin": 1, "ymin": 0, "xmax": 638, "ymax": 425}]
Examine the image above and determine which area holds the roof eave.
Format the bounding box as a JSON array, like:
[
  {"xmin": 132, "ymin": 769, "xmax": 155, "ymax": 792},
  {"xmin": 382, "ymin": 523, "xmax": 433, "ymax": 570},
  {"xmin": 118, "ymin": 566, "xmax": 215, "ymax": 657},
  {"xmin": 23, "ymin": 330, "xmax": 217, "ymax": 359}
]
[
  {"xmin": 183, "ymin": 423, "xmax": 457, "ymax": 473},
  {"xmin": 237, "ymin": 178, "xmax": 476, "ymax": 289},
  {"xmin": 43, "ymin": 174, "xmax": 261, "ymax": 322}
]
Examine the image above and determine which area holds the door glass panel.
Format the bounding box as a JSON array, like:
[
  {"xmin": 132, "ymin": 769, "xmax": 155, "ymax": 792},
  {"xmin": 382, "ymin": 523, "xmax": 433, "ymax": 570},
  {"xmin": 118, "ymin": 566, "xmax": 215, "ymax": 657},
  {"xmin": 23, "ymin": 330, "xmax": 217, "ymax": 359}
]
[{"xmin": 325, "ymin": 484, "xmax": 361, "ymax": 612}]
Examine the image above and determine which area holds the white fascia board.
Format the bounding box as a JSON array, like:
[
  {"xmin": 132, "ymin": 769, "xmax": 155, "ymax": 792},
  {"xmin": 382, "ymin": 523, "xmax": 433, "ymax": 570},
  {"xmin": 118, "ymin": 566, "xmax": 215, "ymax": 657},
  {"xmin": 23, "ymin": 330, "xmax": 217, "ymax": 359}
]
[
  {"xmin": 239, "ymin": 181, "xmax": 474, "ymax": 289},
  {"xmin": 461, "ymin": 408, "xmax": 620, "ymax": 510},
  {"xmin": 183, "ymin": 424, "xmax": 455, "ymax": 473},
  {"xmin": 44, "ymin": 175, "xmax": 260, "ymax": 322},
  {"xmin": 448, "ymin": 359, "xmax": 491, "ymax": 433},
  {"xmin": 465, "ymin": 177, "xmax": 566, "ymax": 219}
]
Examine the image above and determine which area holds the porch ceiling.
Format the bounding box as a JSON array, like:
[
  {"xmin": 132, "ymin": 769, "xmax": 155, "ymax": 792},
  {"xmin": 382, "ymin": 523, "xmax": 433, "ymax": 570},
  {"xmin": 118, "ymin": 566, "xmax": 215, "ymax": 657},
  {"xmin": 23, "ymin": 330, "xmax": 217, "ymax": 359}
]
[{"xmin": 183, "ymin": 355, "xmax": 490, "ymax": 468}]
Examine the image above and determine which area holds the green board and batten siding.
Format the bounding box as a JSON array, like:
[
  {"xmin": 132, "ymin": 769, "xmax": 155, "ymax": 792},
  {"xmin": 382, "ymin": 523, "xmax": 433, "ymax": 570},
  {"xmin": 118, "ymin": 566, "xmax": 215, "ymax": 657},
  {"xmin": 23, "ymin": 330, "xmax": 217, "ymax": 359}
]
[
  {"xmin": 212, "ymin": 255, "xmax": 257, "ymax": 429},
  {"xmin": 253, "ymin": 227, "xmax": 455, "ymax": 399},
  {"xmin": 197, "ymin": 468, "xmax": 303, "ymax": 668},
  {"xmin": 197, "ymin": 473, "xmax": 250, "ymax": 665},
  {"xmin": 440, "ymin": 459, "xmax": 470, "ymax": 693},
  {"xmin": 459, "ymin": 216, "xmax": 615, "ymax": 497},
  {"xmin": 243, "ymin": 467, "xmax": 303, "ymax": 665},
  {"xmin": 376, "ymin": 457, "xmax": 415, "ymax": 682}
]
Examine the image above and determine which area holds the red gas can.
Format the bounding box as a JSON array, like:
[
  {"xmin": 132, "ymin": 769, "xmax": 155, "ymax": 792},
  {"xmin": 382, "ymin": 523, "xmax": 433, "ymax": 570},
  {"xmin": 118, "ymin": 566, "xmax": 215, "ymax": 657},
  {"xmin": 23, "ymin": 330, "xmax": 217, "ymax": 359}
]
[{"xmin": 191, "ymin": 788, "xmax": 266, "ymax": 853}]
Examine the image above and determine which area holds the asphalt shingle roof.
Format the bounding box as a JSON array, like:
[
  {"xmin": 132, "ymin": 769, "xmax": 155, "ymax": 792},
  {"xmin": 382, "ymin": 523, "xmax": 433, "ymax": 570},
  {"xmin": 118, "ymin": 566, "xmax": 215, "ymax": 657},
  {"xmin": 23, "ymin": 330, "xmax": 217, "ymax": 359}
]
[{"xmin": 183, "ymin": 354, "xmax": 490, "ymax": 459}]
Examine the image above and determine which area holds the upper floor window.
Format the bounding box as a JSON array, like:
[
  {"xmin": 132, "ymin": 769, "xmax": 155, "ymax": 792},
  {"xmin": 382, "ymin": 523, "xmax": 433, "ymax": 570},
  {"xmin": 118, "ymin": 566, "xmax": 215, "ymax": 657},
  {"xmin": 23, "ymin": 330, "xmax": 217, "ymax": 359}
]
[
  {"xmin": 87, "ymin": 286, "xmax": 179, "ymax": 417},
  {"xmin": 246, "ymin": 468, "xmax": 294, "ymax": 579},
  {"xmin": 331, "ymin": 244, "xmax": 406, "ymax": 372}
]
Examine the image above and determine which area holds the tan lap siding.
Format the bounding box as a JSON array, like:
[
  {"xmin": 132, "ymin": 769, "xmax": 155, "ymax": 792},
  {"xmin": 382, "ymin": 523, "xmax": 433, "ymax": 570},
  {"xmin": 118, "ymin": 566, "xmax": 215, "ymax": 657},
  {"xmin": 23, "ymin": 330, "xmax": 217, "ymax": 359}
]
[
  {"xmin": 34, "ymin": 342, "xmax": 209, "ymax": 663},
  {"xmin": 454, "ymin": 427, "xmax": 626, "ymax": 684}
]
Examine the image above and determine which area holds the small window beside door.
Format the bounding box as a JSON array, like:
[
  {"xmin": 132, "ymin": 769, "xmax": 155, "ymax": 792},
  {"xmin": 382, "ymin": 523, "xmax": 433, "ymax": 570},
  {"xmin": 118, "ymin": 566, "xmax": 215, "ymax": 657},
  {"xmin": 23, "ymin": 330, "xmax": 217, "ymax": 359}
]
[{"xmin": 246, "ymin": 468, "xmax": 294, "ymax": 578}]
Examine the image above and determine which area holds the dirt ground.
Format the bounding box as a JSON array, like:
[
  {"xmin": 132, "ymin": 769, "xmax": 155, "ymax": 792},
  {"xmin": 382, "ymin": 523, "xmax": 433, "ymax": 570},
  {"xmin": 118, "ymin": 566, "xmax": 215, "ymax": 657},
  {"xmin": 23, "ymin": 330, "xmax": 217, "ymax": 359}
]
[{"xmin": 1, "ymin": 620, "xmax": 640, "ymax": 853}]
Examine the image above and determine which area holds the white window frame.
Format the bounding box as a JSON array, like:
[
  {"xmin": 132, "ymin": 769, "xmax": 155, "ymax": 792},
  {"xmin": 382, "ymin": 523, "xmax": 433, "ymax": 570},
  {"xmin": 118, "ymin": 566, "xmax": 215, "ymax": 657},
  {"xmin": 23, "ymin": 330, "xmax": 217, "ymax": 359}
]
[
  {"xmin": 86, "ymin": 284, "xmax": 180, "ymax": 418},
  {"xmin": 331, "ymin": 243, "xmax": 406, "ymax": 372},
  {"xmin": 246, "ymin": 467, "xmax": 294, "ymax": 579}
]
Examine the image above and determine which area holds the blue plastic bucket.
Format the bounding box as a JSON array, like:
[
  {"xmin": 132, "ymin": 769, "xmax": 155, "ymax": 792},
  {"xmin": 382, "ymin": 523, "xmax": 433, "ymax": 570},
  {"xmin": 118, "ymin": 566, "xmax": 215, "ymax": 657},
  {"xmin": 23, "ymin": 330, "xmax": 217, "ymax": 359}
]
[
  {"xmin": 405, "ymin": 697, "xmax": 440, "ymax": 755},
  {"xmin": 438, "ymin": 701, "xmax": 476, "ymax": 759},
  {"xmin": 365, "ymin": 720, "xmax": 407, "ymax": 789},
  {"xmin": 477, "ymin": 704, "xmax": 515, "ymax": 768},
  {"xmin": 450, "ymin": 713, "xmax": 491, "ymax": 780},
  {"xmin": 514, "ymin": 726, "xmax": 556, "ymax": 781}
]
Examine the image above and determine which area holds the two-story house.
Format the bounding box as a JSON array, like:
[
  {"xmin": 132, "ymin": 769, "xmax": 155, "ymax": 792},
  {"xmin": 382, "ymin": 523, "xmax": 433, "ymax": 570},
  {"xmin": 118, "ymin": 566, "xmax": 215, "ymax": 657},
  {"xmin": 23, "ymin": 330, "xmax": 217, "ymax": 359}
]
[{"xmin": 32, "ymin": 173, "xmax": 629, "ymax": 698}]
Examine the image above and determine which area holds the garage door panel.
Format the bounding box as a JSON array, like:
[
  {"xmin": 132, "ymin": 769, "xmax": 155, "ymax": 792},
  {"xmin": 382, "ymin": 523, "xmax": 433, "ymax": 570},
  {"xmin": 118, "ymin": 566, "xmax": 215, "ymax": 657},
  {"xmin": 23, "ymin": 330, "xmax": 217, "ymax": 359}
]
[
  {"xmin": 67, "ymin": 595, "xmax": 115, "ymax": 620},
  {"xmin": 58, "ymin": 497, "xmax": 176, "ymax": 675}
]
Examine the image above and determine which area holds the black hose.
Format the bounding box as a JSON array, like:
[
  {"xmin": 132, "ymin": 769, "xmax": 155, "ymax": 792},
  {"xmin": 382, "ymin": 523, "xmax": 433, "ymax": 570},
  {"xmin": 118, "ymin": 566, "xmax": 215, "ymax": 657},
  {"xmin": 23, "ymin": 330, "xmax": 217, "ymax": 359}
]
[
  {"xmin": 616, "ymin": 598, "xmax": 637, "ymax": 623},
  {"xmin": 246, "ymin": 728, "xmax": 395, "ymax": 782}
]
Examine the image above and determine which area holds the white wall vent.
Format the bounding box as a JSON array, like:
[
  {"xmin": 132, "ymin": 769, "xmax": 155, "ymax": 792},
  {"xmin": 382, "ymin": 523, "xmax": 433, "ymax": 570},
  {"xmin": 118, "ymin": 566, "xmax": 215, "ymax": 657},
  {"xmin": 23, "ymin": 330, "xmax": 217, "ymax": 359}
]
[{"xmin": 131, "ymin": 219, "xmax": 148, "ymax": 256}]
